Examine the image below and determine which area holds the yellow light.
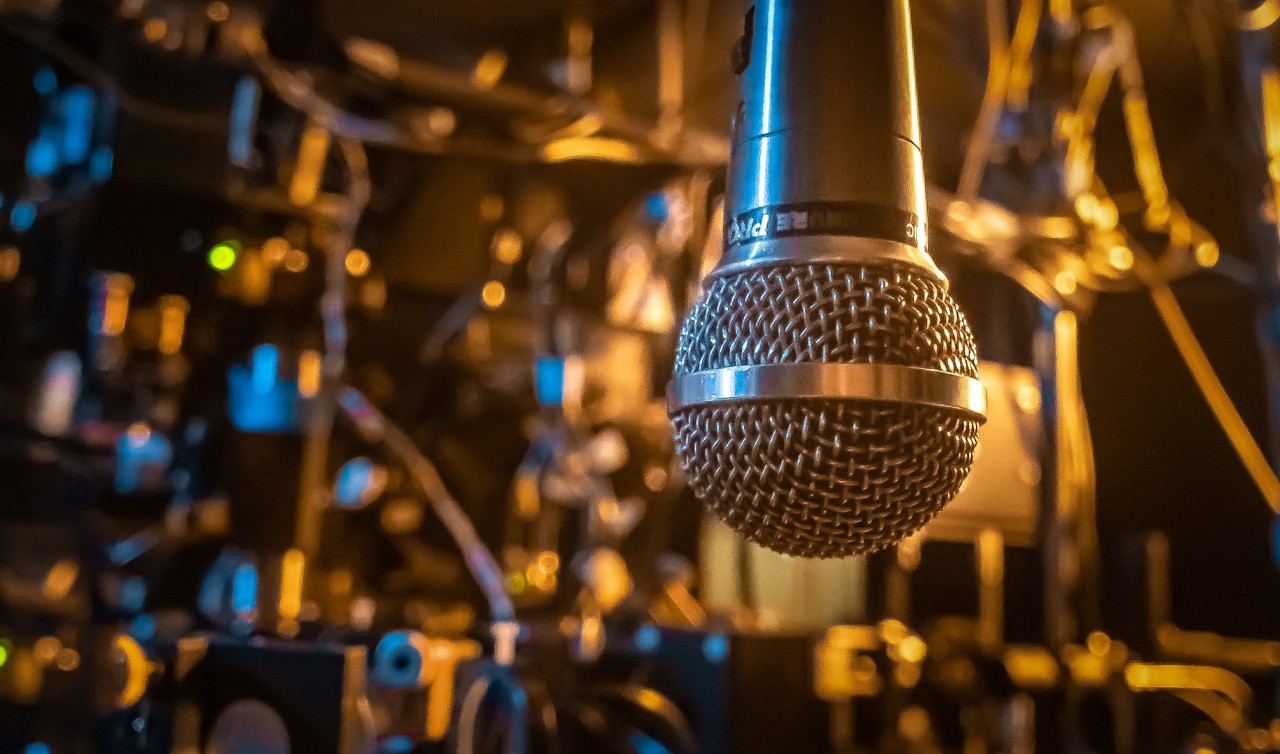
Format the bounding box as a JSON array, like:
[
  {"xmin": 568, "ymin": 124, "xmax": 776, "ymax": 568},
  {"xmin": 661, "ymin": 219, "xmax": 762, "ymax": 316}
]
[
  {"xmin": 492, "ymin": 229, "xmax": 523, "ymax": 264},
  {"xmin": 0, "ymin": 641, "xmax": 9, "ymax": 668},
  {"xmin": 471, "ymin": 50, "xmax": 508, "ymax": 89},
  {"xmin": 54, "ymin": 647, "xmax": 80, "ymax": 671},
  {"xmin": 206, "ymin": 1, "xmax": 230, "ymax": 22},
  {"xmin": 126, "ymin": 422, "xmax": 151, "ymax": 444},
  {"xmin": 32, "ymin": 637, "xmax": 59, "ymax": 663},
  {"xmin": 541, "ymin": 137, "xmax": 642, "ymax": 164},
  {"xmin": 262, "ymin": 237, "xmax": 290, "ymax": 266},
  {"xmin": 42, "ymin": 559, "xmax": 78, "ymax": 600},
  {"xmin": 481, "ymin": 280, "xmax": 506, "ymax": 309},
  {"xmin": 506, "ymin": 571, "xmax": 527, "ymax": 595},
  {"xmin": 344, "ymin": 248, "xmax": 371, "ymax": 277},
  {"xmin": 289, "ymin": 125, "xmax": 331, "ymax": 207},
  {"xmin": 1087, "ymin": 631, "xmax": 1112, "ymax": 657},
  {"xmin": 898, "ymin": 635, "xmax": 926, "ymax": 664},
  {"xmin": 1074, "ymin": 193, "xmax": 1099, "ymax": 222},
  {"xmin": 99, "ymin": 274, "xmax": 133, "ymax": 336},
  {"xmin": 1108, "ymin": 245, "xmax": 1134, "ymax": 271},
  {"xmin": 141, "ymin": 17, "xmax": 167, "ymax": 42},
  {"xmin": 278, "ymin": 548, "xmax": 306, "ymax": 628},
  {"xmin": 112, "ymin": 634, "xmax": 149, "ymax": 707},
  {"xmin": 1195, "ymin": 242, "xmax": 1220, "ymax": 268},
  {"xmin": 283, "ymin": 248, "xmax": 310, "ymax": 273},
  {"xmin": 0, "ymin": 246, "xmax": 19, "ymax": 282},
  {"xmin": 479, "ymin": 194, "xmax": 504, "ymax": 223},
  {"xmin": 208, "ymin": 242, "xmax": 238, "ymax": 271},
  {"xmin": 297, "ymin": 350, "xmax": 321, "ymax": 398},
  {"xmin": 1053, "ymin": 270, "xmax": 1078, "ymax": 296},
  {"xmin": 157, "ymin": 295, "xmax": 189, "ymax": 355}
]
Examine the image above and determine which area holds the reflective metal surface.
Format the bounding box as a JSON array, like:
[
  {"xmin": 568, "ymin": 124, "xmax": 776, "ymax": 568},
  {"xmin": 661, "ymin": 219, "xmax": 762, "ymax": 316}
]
[{"xmin": 668, "ymin": 362, "xmax": 987, "ymax": 419}]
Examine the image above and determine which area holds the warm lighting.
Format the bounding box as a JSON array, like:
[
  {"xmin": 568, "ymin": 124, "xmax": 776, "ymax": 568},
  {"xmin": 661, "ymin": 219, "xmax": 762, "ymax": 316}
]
[
  {"xmin": 112, "ymin": 634, "xmax": 149, "ymax": 707},
  {"xmin": 98, "ymin": 274, "xmax": 133, "ymax": 336},
  {"xmin": 157, "ymin": 295, "xmax": 189, "ymax": 355},
  {"xmin": 206, "ymin": 1, "xmax": 230, "ymax": 22},
  {"xmin": 289, "ymin": 125, "xmax": 331, "ymax": 207},
  {"xmin": 898, "ymin": 635, "xmax": 926, "ymax": 664},
  {"xmin": 53, "ymin": 647, "xmax": 80, "ymax": 671},
  {"xmin": 42, "ymin": 560, "xmax": 78, "ymax": 600},
  {"xmin": 262, "ymin": 237, "xmax": 290, "ymax": 266},
  {"xmin": 481, "ymin": 280, "xmax": 506, "ymax": 309},
  {"xmin": 541, "ymin": 137, "xmax": 642, "ymax": 164},
  {"xmin": 0, "ymin": 246, "xmax": 19, "ymax": 281},
  {"xmin": 345, "ymin": 248, "xmax": 371, "ymax": 277},
  {"xmin": 1107, "ymin": 244, "xmax": 1134, "ymax": 271},
  {"xmin": 479, "ymin": 194, "xmax": 504, "ymax": 223},
  {"xmin": 208, "ymin": 241, "xmax": 238, "ymax": 272},
  {"xmin": 126, "ymin": 422, "xmax": 151, "ymax": 445},
  {"xmin": 278, "ymin": 548, "xmax": 306, "ymax": 630},
  {"xmin": 283, "ymin": 248, "xmax": 310, "ymax": 273},
  {"xmin": 1073, "ymin": 193, "xmax": 1099, "ymax": 222},
  {"xmin": 1195, "ymin": 241, "xmax": 1220, "ymax": 268},
  {"xmin": 1053, "ymin": 269, "xmax": 1077, "ymax": 296},
  {"xmin": 141, "ymin": 17, "xmax": 167, "ymax": 43},
  {"xmin": 1087, "ymin": 630, "xmax": 1112, "ymax": 656},
  {"xmin": 471, "ymin": 50, "xmax": 508, "ymax": 89},
  {"xmin": 492, "ymin": 229, "xmax": 522, "ymax": 264},
  {"xmin": 298, "ymin": 349, "xmax": 322, "ymax": 398}
]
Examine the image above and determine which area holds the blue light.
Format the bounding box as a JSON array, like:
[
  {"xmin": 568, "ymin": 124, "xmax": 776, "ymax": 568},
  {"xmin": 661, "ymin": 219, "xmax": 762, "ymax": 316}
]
[
  {"xmin": 114, "ymin": 428, "xmax": 173, "ymax": 494},
  {"xmin": 59, "ymin": 87, "xmax": 95, "ymax": 164},
  {"xmin": 230, "ymin": 563, "xmax": 258, "ymax": 616},
  {"xmin": 11, "ymin": 201, "xmax": 36, "ymax": 232},
  {"xmin": 335, "ymin": 458, "xmax": 376, "ymax": 509},
  {"xmin": 382, "ymin": 736, "xmax": 415, "ymax": 754},
  {"xmin": 702, "ymin": 633, "xmax": 729, "ymax": 663},
  {"xmin": 23, "ymin": 743, "xmax": 51, "ymax": 754},
  {"xmin": 628, "ymin": 732, "xmax": 672, "ymax": 754},
  {"xmin": 643, "ymin": 192, "xmax": 669, "ymax": 222},
  {"xmin": 251, "ymin": 344, "xmax": 279, "ymax": 393},
  {"xmin": 634, "ymin": 624, "xmax": 661, "ymax": 653},
  {"xmin": 129, "ymin": 613, "xmax": 157, "ymax": 640},
  {"xmin": 26, "ymin": 137, "xmax": 60, "ymax": 178},
  {"xmin": 228, "ymin": 77, "xmax": 260, "ymax": 167},
  {"xmin": 33, "ymin": 67, "xmax": 57, "ymax": 96},
  {"xmin": 90, "ymin": 147, "xmax": 114, "ymax": 182},
  {"xmin": 535, "ymin": 356, "xmax": 565, "ymax": 406}
]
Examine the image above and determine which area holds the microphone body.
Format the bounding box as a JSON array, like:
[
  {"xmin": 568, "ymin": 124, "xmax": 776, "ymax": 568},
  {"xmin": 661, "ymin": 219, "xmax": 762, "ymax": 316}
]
[{"xmin": 669, "ymin": 0, "xmax": 986, "ymax": 558}]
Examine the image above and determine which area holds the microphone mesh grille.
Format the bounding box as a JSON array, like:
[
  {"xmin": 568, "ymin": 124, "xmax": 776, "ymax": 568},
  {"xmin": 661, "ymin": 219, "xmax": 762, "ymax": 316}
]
[{"xmin": 671, "ymin": 263, "xmax": 981, "ymax": 557}]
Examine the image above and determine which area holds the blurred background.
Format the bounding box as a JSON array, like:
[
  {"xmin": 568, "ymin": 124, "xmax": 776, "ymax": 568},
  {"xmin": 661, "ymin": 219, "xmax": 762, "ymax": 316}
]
[{"xmin": 0, "ymin": 0, "xmax": 1279, "ymax": 752}]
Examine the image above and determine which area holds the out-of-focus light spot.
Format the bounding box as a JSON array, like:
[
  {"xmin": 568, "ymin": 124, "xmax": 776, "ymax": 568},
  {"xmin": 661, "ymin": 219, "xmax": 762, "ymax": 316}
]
[
  {"xmin": 129, "ymin": 613, "xmax": 157, "ymax": 640},
  {"xmin": 1087, "ymin": 630, "xmax": 1112, "ymax": 656},
  {"xmin": 1074, "ymin": 193, "xmax": 1099, "ymax": 223},
  {"xmin": 42, "ymin": 559, "xmax": 78, "ymax": 600},
  {"xmin": 54, "ymin": 647, "xmax": 79, "ymax": 671},
  {"xmin": 156, "ymin": 295, "xmax": 189, "ymax": 355},
  {"xmin": 335, "ymin": 457, "xmax": 381, "ymax": 509},
  {"xmin": 206, "ymin": 1, "xmax": 230, "ymax": 22},
  {"xmin": 208, "ymin": 241, "xmax": 239, "ymax": 271},
  {"xmin": 142, "ymin": 17, "xmax": 167, "ymax": 43},
  {"xmin": 898, "ymin": 635, "xmax": 926, "ymax": 664},
  {"xmin": 492, "ymin": 229, "xmax": 522, "ymax": 264},
  {"xmin": 60, "ymin": 87, "xmax": 95, "ymax": 164},
  {"xmin": 283, "ymin": 248, "xmax": 309, "ymax": 273},
  {"xmin": 230, "ymin": 563, "xmax": 258, "ymax": 617},
  {"xmin": 1014, "ymin": 381, "xmax": 1041, "ymax": 414},
  {"xmin": 278, "ymin": 548, "xmax": 305, "ymax": 631},
  {"xmin": 26, "ymin": 138, "xmax": 60, "ymax": 178},
  {"xmin": 506, "ymin": 571, "xmax": 527, "ymax": 595},
  {"xmin": 1053, "ymin": 270, "xmax": 1077, "ymax": 296},
  {"xmin": 289, "ymin": 125, "xmax": 330, "ymax": 207},
  {"xmin": 479, "ymin": 194, "xmax": 504, "ymax": 223},
  {"xmin": 345, "ymin": 248, "xmax": 371, "ymax": 277},
  {"xmin": 261, "ymin": 237, "xmax": 290, "ymax": 267},
  {"xmin": 702, "ymin": 633, "xmax": 729, "ymax": 663},
  {"xmin": 541, "ymin": 137, "xmax": 642, "ymax": 164},
  {"xmin": 383, "ymin": 735, "xmax": 416, "ymax": 754},
  {"xmin": 90, "ymin": 147, "xmax": 114, "ymax": 182},
  {"xmin": 471, "ymin": 49, "xmax": 508, "ymax": 89},
  {"xmin": 32, "ymin": 637, "xmax": 59, "ymax": 663},
  {"xmin": 11, "ymin": 201, "xmax": 37, "ymax": 232},
  {"xmin": 297, "ymin": 349, "xmax": 321, "ymax": 398},
  {"xmin": 0, "ymin": 246, "xmax": 19, "ymax": 282},
  {"xmin": 644, "ymin": 192, "xmax": 669, "ymax": 222},
  {"xmin": 228, "ymin": 77, "xmax": 259, "ymax": 167},
  {"xmin": 33, "ymin": 67, "xmax": 57, "ymax": 96},
  {"xmin": 250, "ymin": 345, "xmax": 280, "ymax": 395},
  {"xmin": 634, "ymin": 625, "xmax": 661, "ymax": 653},
  {"xmin": 22, "ymin": 743, "xmax": 49, "ymax": 754},
  {"xmin": 1195, "ymin": 241, "xmax": 1220, "ymax": 268},
  {"xmin": 0, "ymin": 640, "xmax": 10, "ymax": 668},
  {"xmin": 1107, "ymin": 245, "xmax": 1133, "ymax": 271},
  {"xmin": 481, "ymin": 280, "xmax": 506, "ymax": 309}
]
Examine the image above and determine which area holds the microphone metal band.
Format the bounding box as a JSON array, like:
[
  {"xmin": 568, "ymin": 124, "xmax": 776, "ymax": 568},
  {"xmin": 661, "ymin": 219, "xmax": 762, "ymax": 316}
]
[{"xmin": 667, "ymin": 363, "xmax": 987, "ymax": 420}]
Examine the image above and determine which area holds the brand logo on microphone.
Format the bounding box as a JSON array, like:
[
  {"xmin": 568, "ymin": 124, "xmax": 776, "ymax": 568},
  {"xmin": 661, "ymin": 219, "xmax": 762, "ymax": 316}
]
[
  {"xmin": 726, "ymin": 202, "xmax": 920, "ymax": 249},
  {"xmin": 727, "ymin": 209, "xmax": 769, "ymax": 245}
]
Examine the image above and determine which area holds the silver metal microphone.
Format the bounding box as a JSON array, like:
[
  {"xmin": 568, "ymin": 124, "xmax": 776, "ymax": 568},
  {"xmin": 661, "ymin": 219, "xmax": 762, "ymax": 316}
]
[{"xmin": 668, "ymin": 0, "xmax": 987, "ymax": 558}]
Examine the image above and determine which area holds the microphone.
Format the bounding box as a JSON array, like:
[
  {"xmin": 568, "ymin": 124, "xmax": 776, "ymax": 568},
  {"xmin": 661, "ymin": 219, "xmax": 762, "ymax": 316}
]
[{"xmin": 668, "ymin": 0, "xmax": 987, "ymax": 558}]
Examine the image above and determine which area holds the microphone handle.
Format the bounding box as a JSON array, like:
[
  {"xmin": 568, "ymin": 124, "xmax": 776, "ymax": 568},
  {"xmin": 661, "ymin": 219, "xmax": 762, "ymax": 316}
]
[{"xmin": 719, "ymin": 0, "xmax": 938, "ymax": 280}]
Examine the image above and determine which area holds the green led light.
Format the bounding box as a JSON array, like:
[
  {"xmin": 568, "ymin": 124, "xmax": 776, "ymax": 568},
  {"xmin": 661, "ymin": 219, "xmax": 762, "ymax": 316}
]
[
  {"xmin": 0, "ymin": 640, "xmax": 10, "ymax": 668},
  {"xmin": 208, "ymin": 241, "xmax": 239, "ymax": 271}
]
